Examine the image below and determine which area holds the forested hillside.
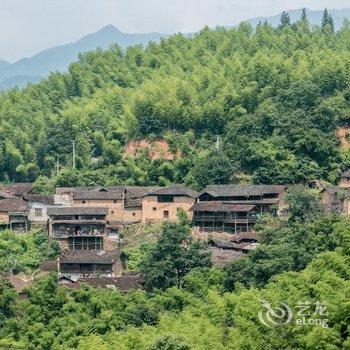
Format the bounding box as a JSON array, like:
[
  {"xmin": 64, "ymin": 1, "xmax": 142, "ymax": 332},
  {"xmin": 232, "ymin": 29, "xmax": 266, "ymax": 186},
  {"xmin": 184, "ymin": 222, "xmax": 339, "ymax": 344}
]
[{"xmin": 1, "ymin": 12, "xmax": 350, "ymax": 189}]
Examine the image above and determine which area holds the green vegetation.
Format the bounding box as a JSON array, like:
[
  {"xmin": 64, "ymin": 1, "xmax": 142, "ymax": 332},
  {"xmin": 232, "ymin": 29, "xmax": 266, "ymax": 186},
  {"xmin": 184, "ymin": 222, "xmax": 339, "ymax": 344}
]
[
  {"xmin": 139, "ymin": 213, "xmax": 211, "ymax": 291},
  {"xmin": 0, "ymin": 230, "xmax": 60, "ymax": 274},
  {"xmin": 0, "ymin": 187, "xmax": 349, "ymax": 349},
  {"xmin": 0, "ymin": 11, "xmax": 349, "ymax": 189},
  {"xmin": 0, "ymin": 213, "xmax": 349, "ymax": 349}
]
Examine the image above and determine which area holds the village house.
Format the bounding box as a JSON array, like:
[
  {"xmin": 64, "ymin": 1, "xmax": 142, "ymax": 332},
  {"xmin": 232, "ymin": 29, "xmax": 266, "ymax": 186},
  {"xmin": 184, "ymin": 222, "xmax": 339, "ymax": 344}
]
[
  {"xmin": 190, "ymin": 202, "xmax": 258, "ymax": 234},
  {"xmin": 141, "ymin": 185, "xmax": 199, "ymax": 222},
  {"xmin": 58, "ymin": 249, "xmax": 122, "ymax": 278},
  {"xmin": 23, "ymin": 194, "xmax": 56, "ymax": 226},
  {"xmin": 1, "ymin": 183, "xmax": 34, "ymax": 198},
  {"xmin": 321, "ymin": 170, "xmax": 350, "ymax": 215},
  {"xmin": 123, "ymin": 186, "xmax": 160, "ymax": 223},
  {"xmin": 0, "ymin": 198, "xmax": 29, "ymax": 232},
  {"xmin": 47, "ymin": 206, "xmax": 118, "ymax": 250},
  {"xmin": 208, "ymin": 232, "xmax": 259, "ymax": 266},
  {"xmin": 59, "ymin": 272, "xmax": 142, "ymax": 292},
  {"xmin": 339, "ymin": 170, "xmax": 350, "ymax": 188},
  {"xmin": 57, "ymin": 186, "xmax": 159, "ymax": 230},
  {"xmin": 197, "ymin": 185, "xmax": 287, "ymax": 215},
  {"xmin": 71, "ymin": 188, "xmax": 124, "ymax": 220}
]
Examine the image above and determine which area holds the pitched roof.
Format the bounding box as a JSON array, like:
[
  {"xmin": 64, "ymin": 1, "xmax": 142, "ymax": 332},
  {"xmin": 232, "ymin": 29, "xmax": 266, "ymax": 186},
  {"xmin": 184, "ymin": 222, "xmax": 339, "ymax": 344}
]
[
  {"xmin": 56, "ymin": 186, "xmax": 102, "ymax": 195},
  {"xmin": 209, "ymin": 238, "xmax": 237, "ymax": 249},
  {"xmin": 124, "ymin": 186, "xmax": 160, "ymax": 207},
  {"xmin": 322, "ymin": 186, "xmax": 350, "ymax": 196},
  {"xmin": 209, "ymin": 247, "xmax": 244, "ymax": 267},
  {"xmin": 1, "ymin": 183, "xmax": 33, "ymax": 197},
  {"xmin": 59, "ymin": 250, "xmax": 120, "ymax": 264},
  {"xmin": 47, "ymin": 207, "xmax": 108, "ymax": 216},
  {"xmin": 190, "ymin": 202, "xmax": 255, "ymax": 212},
  {"xmin": 24, "ymin": 194, "xmax": 55, "ymax": 205},
  {"xmin": 0, "ymin": 191, "xmax": 16, "ymax": 199},
  {"xmin": 0, "ymin": 198, "xmax": 28, "ymax": 213},
  {"xmin": 230, "ymin": 231, "xmax": 258, "ymax": 243},
  {"xmin": 39, "ymin": 260, "xmax": 58, "ymax": 272},
  {"xmin": 73, "ymin": 190, "xmax": 124, "ymax": 200},
  {"xmin": 341, "ymin": 170, "xmax": 350, "ymax": 178},
  {"xmin": 200, "ymin": 185, "xmax": 286, "ymax": 198},
  {"xmin": 149, "ymin": 185, "xmax": 199, "ymax": 198},
  {"xmin": 79, "ymin": 273, "xmax": 142, "ymax": 292}
]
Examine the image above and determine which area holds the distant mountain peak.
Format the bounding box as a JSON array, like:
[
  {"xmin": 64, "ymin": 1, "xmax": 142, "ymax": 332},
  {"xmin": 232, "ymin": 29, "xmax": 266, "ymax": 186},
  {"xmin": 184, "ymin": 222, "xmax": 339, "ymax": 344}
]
[{"xmin": 98, "ymin": 24, "xmax": 122, "ymax": 34}]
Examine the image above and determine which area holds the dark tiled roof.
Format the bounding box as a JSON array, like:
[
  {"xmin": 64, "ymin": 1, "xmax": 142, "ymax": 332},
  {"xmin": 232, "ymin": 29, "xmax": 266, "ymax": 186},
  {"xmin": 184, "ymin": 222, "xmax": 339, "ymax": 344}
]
[
  {"xmin": 190, "ymin": 202, "xmax": 255, "ymax": 212},
  {"xmin": 322, "ymin": 186, "xmax": 350, "ymax": 196},
  {"xmin": 341, "ymin": 170, "xmax": 350, "ymax": 177},
  {"xmin": 0, "ymin": 198, "xmax": 28, "ymax": 212},
  {"xmin": 200, "ymin": 185, "xmax": 286, "ymax": 198},
  {"xmin": 56, "ymin": 186, "xmax": 103, "ymax": 194},
  {"xmin": 60, "ymin": 250, "xmax": 120, "ymax": 264},
  {"xmin": 209, "ymin": 239, "xmax": 237, "ymax": 249},
  {"xmin": 209, "ymin": 247, "xmax": 244, "ymax": 267},
  {"xmin": 149, "ymin": 185, "xmax": 199, "ymax": 198},
  {"xmin": 230, "ymin": 231, "xmax": 258, "ymax": 244},
  {"xmin": 79, "ymin": 273, "xmax": 142, "ymax": 292},
  {"xmin": 0, "ymin": 191, "xmax": 16, "ymax": 199},
  {"xmin": 125, "ymin": 186, "xmax": 160, "ymax": 198},
  {"xmin": 1, "ymin": 183, "xmax": 33, "ymax": 197},
  {"xmin": 73, "ymin": 190, "xmax": 124, "ymax": 200},
  {"xmin": 47, "ymin": 207, "xmax": 108, "ymax": 216},
  {"xmin": 39, "ymin": 260, "xmax": 58, "ymax": 272},
  {"xmin": 24, "ymin": 194, "xmax": 55, "ymax": 205}
]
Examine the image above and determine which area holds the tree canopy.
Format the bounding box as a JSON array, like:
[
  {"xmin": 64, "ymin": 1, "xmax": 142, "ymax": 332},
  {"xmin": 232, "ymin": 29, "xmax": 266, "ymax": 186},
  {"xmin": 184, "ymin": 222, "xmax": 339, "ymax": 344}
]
[{"xmin": 0, "ymin": 11, "xmax": 349, "ymax": 189}]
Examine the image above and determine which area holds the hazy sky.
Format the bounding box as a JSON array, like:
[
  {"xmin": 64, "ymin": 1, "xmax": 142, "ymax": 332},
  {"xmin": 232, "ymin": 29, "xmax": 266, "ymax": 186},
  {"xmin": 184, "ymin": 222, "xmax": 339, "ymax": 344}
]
[{"xmin": 1, "ymin": 0, "xmax": 349, "ymax": 62}]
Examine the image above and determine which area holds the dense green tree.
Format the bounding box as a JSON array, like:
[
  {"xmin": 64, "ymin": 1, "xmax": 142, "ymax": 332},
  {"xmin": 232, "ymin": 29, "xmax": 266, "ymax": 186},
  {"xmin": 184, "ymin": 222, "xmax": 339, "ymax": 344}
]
[
  {"xmin": 191, "ymin": 149, "xmax": 235, "ymax": 190},
  {"xmin": 279, "ymin": 11, "xmax": 291, "ymax": 29},
  {"xmin": 139, "ymin": 213, "xmax": 211, "ymax": 290},
  {"xmin": 284, "ymin": 185, "xmax": 323, "ymax": 223},
  {"xmin": 0, "ymin": 13, "xmax": 349, "ymax": 187}
]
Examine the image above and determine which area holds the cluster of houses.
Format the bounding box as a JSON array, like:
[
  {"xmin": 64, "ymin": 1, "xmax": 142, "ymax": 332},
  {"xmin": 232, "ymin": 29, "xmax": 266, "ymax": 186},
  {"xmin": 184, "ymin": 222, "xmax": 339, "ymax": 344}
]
[{"xmin": 2, "ymin": 171, "xmax": 350, "ymax": 291}]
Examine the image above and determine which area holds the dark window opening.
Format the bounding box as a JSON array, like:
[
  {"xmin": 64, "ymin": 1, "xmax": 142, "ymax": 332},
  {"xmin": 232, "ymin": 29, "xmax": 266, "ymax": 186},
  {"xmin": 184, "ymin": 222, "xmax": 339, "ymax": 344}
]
[
  {"xmin": 69, "ymin": 236, "xmax": 102, "ymax": 250},
  {"xmin": 158, "ymin": 195, "xmax": 174, "ymax": 203}
]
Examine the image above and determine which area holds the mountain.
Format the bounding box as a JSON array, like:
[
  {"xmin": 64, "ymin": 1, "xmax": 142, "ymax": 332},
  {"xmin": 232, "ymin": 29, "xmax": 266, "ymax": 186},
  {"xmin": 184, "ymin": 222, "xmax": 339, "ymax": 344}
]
[
  {"xmin": 0, "ymin": 25, "xmax": 168, "ymax": 90},
  {"xmin": 244, "ymin": 8, "xmax": 350, "ymax": 30}
]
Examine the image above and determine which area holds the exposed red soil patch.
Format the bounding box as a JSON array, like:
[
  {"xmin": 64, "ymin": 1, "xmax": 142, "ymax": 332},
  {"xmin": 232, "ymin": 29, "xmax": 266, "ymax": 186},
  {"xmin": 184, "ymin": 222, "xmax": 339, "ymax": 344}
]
[{"xmin": 125, "ymin": 139, "xmax": 180, "ymax": 160}]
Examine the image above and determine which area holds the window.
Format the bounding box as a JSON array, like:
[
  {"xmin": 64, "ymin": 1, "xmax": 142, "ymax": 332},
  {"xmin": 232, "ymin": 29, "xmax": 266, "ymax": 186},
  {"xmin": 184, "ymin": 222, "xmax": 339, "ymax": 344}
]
[
  {"xmin": 153, "ymin": 207, "xmax": 157, "ymax": 211},
  {"xmin": 34, "ymin": 208, "xmax": 43, "ymax": 218},
  {"xmin": 82, "ymin": 200, "xmax": 86, "ymax": 204},
  {"xmin": 132, "ymin": 212, "xmax": 136, "ymax": 216},
  {"xmin": 113, "ymin": 199, "xmax": 118, "ymax": 203},
  {"xmin": 158, "ymin": 195, "xmax": 174, "ymax": 203},
  {"xmin": 69, "ymin": 237, "xmax": 102, "ymax": 250},
  {"xmin": 163, "ymin": 210, "xmax": 169, "ymax": 219},
  {"xmin": 111, "ymin": 210, "xmax": 115, "ymax": 214}
]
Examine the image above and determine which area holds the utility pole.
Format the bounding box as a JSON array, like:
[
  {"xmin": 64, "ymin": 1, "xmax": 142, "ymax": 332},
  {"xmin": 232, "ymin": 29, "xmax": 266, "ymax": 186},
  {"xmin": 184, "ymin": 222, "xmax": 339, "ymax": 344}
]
[
  {"xmin": 56, "ymin": 157, "xmax": 60, "ymax": 176},
  {"xmin": 72, "ymin": 140, "xmax": 76, "ymax": 169},
  {"xmin": 216, "ymin": 135, "xmax": 220, "ymax": 150}
]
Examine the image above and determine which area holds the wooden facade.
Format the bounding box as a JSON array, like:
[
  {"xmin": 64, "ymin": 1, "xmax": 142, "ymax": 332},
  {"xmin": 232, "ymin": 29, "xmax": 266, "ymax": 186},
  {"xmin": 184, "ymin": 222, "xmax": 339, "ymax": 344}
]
[
  {"xmin": 191, "ymin": 202, "xmax": 258, "ymax": 234},
  {"xmin": 47, "ymin": 207, "xmax": 118, "ymax": 251},
  {"xmin": 58, "ymin": 250, "xmax": 123, "ymax": 278}
]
